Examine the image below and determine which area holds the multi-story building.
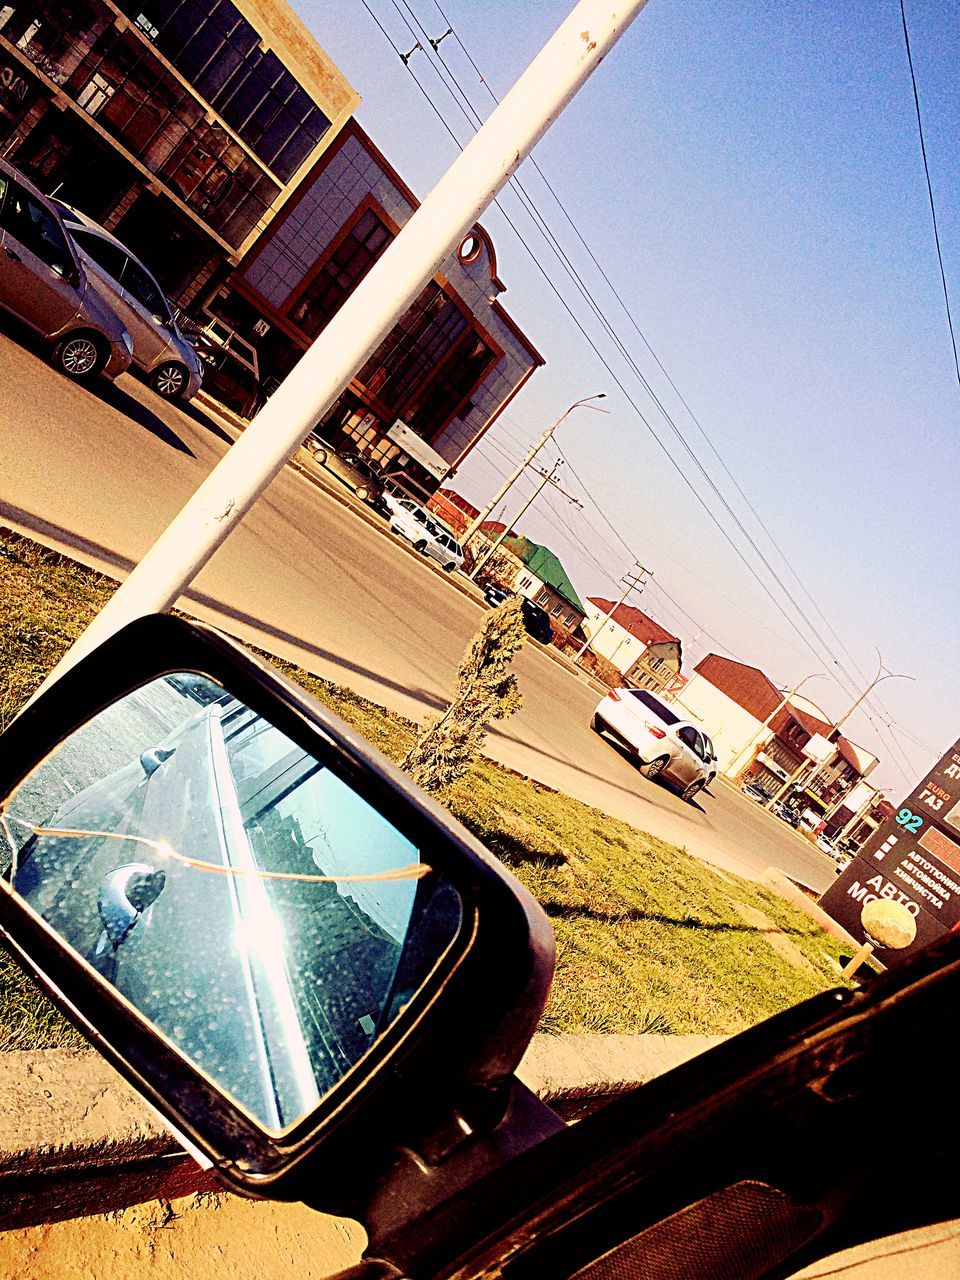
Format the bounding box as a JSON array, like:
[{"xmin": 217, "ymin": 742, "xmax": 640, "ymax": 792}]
[
  {"xmin": 678, "ymin": 654, "xmax": 879, "ymax": 819},
  {"xmin": 205, "ymin": 120, "xmax": 543, "ymax": 495},
  {"xmin": 581, "ymin": 599, "xmax": 682, "ymax": 689},
  {"xmin": 0, "ymin": 0, "xmax": 358, "ymax": 302}
]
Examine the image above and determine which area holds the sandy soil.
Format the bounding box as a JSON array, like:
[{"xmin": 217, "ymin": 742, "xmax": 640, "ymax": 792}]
[{"xmin": 0, "ymin": 1191, "xmax": 366, "ymax": 1280}]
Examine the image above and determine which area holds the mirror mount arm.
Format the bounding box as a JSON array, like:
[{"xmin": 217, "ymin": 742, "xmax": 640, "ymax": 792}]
[{"xmin": 323, "ymin": 1077, "xmax": 563, "ymax": 1263}]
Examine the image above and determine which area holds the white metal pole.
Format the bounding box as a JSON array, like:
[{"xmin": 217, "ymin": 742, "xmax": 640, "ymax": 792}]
[{"xmin": 35, "ymin": 0, "xmax": 651, "ymax": 694}]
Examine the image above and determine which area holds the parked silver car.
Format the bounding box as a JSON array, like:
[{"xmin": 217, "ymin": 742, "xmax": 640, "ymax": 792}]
[
  {"xmin": 54, "ymin": 204, "xmax": 203, "ymax": 402},
  {"xmin": 0, "ymin": 158, "xmax": 133, "ymax": 381}
]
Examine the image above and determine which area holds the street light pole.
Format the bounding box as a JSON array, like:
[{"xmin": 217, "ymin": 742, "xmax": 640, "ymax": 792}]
[
  {"xmin": 765, "ymin": 651, "xmax": 913, "ymax": 811},
  {"xmin": 469, "ymin": 459, "xmax": 564, "ymax": 581},
  {"xmin": 460, "ymin": 394, "xmax": 607, "ymax": 547},
  {"xmin": 574, "ymin": 562, "xmax": 650, "ymax": 661},
  {"xmin": 726, "ymin": 672, "xmax": 826, "ymax": 780},
  {"xmin": 29, "ymin": 0, "xmax": 650, "ymax": 697}
]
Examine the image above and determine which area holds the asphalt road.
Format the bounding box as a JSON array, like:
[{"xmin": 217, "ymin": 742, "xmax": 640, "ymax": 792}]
[{"xmin": 0, "ymin": 325, "xmax": 836, "ymax": 892}]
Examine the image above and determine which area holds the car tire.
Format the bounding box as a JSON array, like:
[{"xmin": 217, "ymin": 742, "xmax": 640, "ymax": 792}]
[
  {"xmin": 414, "ymin": 540, "xmax": 428, "ymax": 554},
  {"xmin": 640, "ymin": 755, "xmax": 669, "ymax": 780},
  {"xmin": 356, "ymin": 486, "xmax": 369, "ymax": 502},
  {"xmin": 443, "ymin": 561, "xmax": 456, "ymax": 572},
  {"xmin": 682, "ymin": 778, "xmax": 706, "ymax": 803},
  {"xmin": 309, "ymin": 445, "xmax": 328, "ymax": 464},
  {"xmin": 150, "ymin": 361, "xmax": 189, "ymax": 400},
  {"xmin": 52, "ymin": 332, "xmax": 105, "ymax": 381},
  {"xmin": 590, "ymin": 714, "xmax": 603, "ymax": 733}
]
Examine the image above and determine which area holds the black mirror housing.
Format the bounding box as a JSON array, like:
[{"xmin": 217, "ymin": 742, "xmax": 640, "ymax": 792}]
[{"xmin": 0, "ymin": 616, "xmax": 554, "ymax": 1206}]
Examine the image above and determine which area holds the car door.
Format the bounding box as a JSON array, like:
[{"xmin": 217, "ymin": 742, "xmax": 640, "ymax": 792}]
[
  {"xmin": 67, "ymin": 228, "xmax": 147, "ymax": 360},
  {"xmin": 672, "ymin": 725, "xmax": 704, "ymax": 785},
  {"xmin": 119, "ymin": 255, "xmax": 174, "ymax": 366},
  {"xmin": 0, "ymin": 177, "xmax": 83, "ymax": 335}
]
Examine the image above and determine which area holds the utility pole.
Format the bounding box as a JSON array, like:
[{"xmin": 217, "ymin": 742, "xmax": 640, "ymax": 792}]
[
  {"xmin": 726, "ymin": 672, "xmax": 826, "ymax": 780},
  {"xmin": 29, "ymin": 1, "xmax": 651, "ymax": 699},
  {"xmin": 469, "ymin": 459, "xmax": 564, "ymax": 581},
  {"xmin": 460, "ymin": 394, "xmax": 607, "ymax": 547},
  {"xmin": 575, "ymin": 562, "xmax": 650, "ymax": 661}
]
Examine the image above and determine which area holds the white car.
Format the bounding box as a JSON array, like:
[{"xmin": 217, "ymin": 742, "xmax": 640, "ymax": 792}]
[
  {"xmin": 389, "ymin": 500, "xmax": 465, "ymax": 572},
  {"xmin": 591, "ymin": 687, "xmax": 713, "ymax": 802}
]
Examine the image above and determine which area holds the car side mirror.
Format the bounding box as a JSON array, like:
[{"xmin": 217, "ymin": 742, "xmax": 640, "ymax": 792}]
[{"xmin": 0, "ymin": 616, "xmax": 554, "ymax": 1209}]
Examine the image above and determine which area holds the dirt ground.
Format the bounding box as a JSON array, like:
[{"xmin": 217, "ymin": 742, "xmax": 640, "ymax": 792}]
[{"xmin": 0, "ymin": 1191, "xmax": 366, "ymax": 1280}]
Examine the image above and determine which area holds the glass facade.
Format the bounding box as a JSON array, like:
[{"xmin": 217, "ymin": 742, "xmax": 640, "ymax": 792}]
[
  {"xmin": 289, "ymin": 208, "xmax": 393, "ymax": 338},
  {"xmin": 0, "ymin": 0, "xmax": 331, "ymax": 249},
  {"xmin": 113, "ymin": 0, "xmax": 330, "ymax": 181}
]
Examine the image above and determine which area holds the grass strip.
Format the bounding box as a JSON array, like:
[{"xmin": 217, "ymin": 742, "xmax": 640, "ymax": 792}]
[{"xmin": 0, "ymin": 528, "xmax": 851, "ymax": 1050}]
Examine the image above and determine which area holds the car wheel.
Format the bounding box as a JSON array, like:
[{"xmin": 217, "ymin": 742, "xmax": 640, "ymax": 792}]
[
  {"xmin": 52, "ymin": 332, "xmax": 105, "ymax": 380},
  {"xmin": 590, "ymin": 714, "xmax": 603, "ymax": 733},
  {"xmin": 640, "ymin": 755, "xmax": 669, "ymax": 780},
  {"xmin": 414, "ymin": 540, "xmax": 428, "ymax": 554},
  {"xmin": 356, "ymin": 486, "xmax": 369, "ymax": 502},
  {"xmin": 443, "ymin": 561, "xmax": 456, "ymax": 572},
  {"xmin": 312, "ymin": 447, "xmax": 328, "ymax": 464},
  {"xmin": 150, "ymin": 361, "xmax": 189, "ymax": 400},
  {"xmin": 682, "ymin": 777, "xmax": 706, "ymax": 803}
]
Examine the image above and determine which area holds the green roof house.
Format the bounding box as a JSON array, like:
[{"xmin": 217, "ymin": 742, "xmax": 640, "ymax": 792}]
[{"xmin": 479, "ymin": 524, "xmax": 587, "ymax": 631}]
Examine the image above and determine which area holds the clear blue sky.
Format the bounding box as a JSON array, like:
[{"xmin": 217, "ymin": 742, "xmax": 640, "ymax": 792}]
[{"xmin": 299, "ymin": 0, "xmax": 959, "ymax": 795}]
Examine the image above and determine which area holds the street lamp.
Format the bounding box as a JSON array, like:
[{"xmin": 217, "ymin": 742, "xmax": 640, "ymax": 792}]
[
  {"xmin": 727, "ymin": 671, "xmax": 826, "ymax": 780},
  {"xmin": 460, "ymin": 394, "xmax": 607, "ymax": 548}
]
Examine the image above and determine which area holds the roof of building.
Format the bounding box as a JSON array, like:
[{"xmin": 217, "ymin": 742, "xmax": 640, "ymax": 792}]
[
  {"xmin": 587, "ymin": 599, "xmax": 680, "ymax": 648},
  {"xmin": 836, "ymin": 736, "xmax": 878, "ymax": 776},
  {"xmin": 434, "ymin": 488, "xmax": 480, "ymax": 519},
  {"xmin": 694, "ymin": 654, "xmax": 834, "ymax": 740},
  {"xmin": 494, "ymin": 534, "xmax": 586, "ymax": 613}
]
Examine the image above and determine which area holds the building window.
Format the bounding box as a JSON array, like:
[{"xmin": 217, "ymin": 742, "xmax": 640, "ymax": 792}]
[
  {"xmin": 536, "ymin": 589, "xmax": 550, "ymax": 605},
  {"xmin": 551, "ymin": 604, "xmax": 563, "ymax": 617},
  {"xmin": 77, "ymin": 71, "xmax": 114, "ymax": 115},
  {"xmin": 564, "ymin": 613, "xmax": 576, "ymax": 626},
  {"xmin": 358, "ymin": 282, "xmax": 468, "ymax": 412},
  {"xmin": 405, "ymin": 330, "xmax": 494, "ymax": 435},
  {"xmin": 114, "ymin": 0, "xmax": 331, "ymax": 180},
  {"xmin": 649, "ymin": 655, "xmax": 663, "ymax": 671},
  {"xmin": 288, "ymin": 209, "xmax": 393, "ymax": 338},
  {"xmin": 519, "ymin": 575, "xmax": 532, "ymax": 589}
]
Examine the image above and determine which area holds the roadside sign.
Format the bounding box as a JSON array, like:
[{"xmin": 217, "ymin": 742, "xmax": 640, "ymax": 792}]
[{"xmin": 820, "ymin": 737, "xmax": 960, "ymax": 966}]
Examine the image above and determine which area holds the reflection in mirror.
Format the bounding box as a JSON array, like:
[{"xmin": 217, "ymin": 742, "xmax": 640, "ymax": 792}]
[{"xmin": 0, "ymin": 675, "xmax": 462, "ymax": 1131}]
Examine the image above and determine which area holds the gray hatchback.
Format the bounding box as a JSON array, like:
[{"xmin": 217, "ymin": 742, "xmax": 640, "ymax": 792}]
[{"xmin": 55, "ymin": 204, "xmax": 203, "ymax": 402}]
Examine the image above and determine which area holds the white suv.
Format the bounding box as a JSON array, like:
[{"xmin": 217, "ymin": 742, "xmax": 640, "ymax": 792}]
[
  {"xmin": 389, "ymin": 500, "xmax": 465, "ymax": 572},
  {"xmin": 591, "ymin": 687, "xmax": 713, "ymax": 803}
]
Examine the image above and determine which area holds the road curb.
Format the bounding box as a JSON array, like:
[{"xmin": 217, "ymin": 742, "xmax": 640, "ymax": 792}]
[{"xmin": 0, "ymin": 1031, "xmax": 724, "ymax": 1229}]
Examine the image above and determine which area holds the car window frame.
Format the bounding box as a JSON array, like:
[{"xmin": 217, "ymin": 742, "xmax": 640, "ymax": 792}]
[{"xmin": 0, "ymin": 181, "xmax": 76, "ymax": 275}]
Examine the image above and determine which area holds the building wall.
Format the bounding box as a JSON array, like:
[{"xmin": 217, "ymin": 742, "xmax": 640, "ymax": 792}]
[
  {"xmin": 221, "ymin": 122, "xmax": 542, "ymax": 490},
  {"xmin": 582, "ymin": 605, "xmax": 648, "ymax": 673},
  {"xmin": 672, "ymin": 673, "xmax": 775, "ymax": 776},
  {"xmin": 627, "ymin": 640, "xmax": 681, "ymax": 691}
]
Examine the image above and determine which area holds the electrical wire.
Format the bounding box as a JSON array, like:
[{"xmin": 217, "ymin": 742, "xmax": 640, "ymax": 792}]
[
  {"xmin": 899, "ymin": 0, "xmax": 960, "ymax": 389},
  {"xmin": 358, "ymin": 0, "xmax": 926, "ymax": 768}
]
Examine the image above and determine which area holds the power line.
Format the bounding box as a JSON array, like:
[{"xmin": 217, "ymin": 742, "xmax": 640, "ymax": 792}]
[
  {"xmin": 358, "ymin": 0, "xmax": 922, "ymax": 760},
  {"xmin": 899, "ymin": 0, "xmax": 960, "ymax": 389}
]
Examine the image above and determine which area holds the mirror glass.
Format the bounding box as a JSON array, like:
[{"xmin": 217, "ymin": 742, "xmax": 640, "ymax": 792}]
[{"xmin": 0, "ymin": 675, "xmax": 462, "ymax": 1132}]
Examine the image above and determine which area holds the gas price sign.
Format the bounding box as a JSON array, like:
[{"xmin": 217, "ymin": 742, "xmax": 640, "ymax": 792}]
[{"xmin": 820, "ymin": 738, "xmax": 960, "ymax": 966}]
